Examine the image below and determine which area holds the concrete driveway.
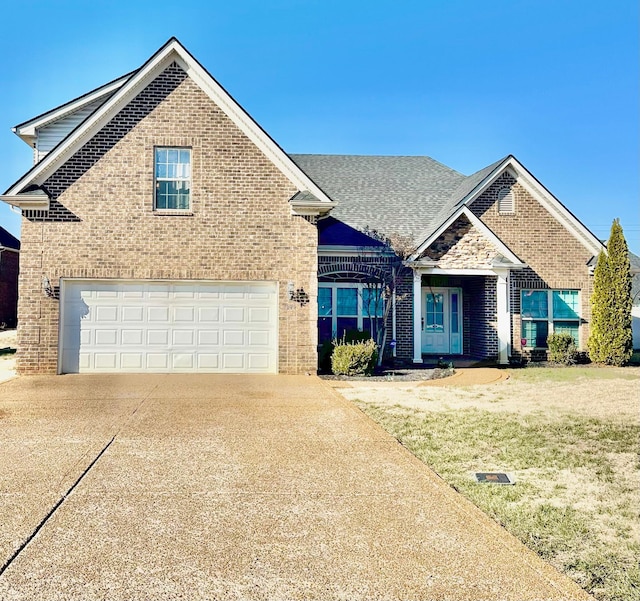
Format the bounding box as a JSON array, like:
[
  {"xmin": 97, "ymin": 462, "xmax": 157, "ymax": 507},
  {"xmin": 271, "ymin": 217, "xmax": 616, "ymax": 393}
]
[{"xmin": 0, "ymin": 374, "xmax": 590, "ymax": 600}]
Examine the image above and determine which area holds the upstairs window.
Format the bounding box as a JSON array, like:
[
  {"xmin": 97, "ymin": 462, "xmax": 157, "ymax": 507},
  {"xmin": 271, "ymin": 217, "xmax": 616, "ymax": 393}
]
[
  {"xmin": 497, "ymin": 186, "xmax": 515, "ymax": 214},
  {"xmin": 155, "ymin": 148, "xmax": 191, "ymax": 210}
]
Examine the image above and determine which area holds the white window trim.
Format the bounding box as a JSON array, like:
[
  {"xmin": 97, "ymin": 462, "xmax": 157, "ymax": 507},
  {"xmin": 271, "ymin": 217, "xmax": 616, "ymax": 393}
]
[
  {"xmin": 318, "ymin": 282, "xmax": 384, "ymax": 339},
  {"xmin": 520, "ymin": 289, "xmax": 581, "ymax": 348},
  {"xmin": 154, "ymin": 147, "xmax": 192, "ymax": 212}
]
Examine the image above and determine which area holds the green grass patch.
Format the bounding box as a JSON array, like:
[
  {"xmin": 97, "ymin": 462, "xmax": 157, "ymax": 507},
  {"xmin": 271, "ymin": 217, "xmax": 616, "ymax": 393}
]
[
  {"xmin": 356, "ymin": 402, "xmax": 640, "ymax": 601},
  {"xmin": 507, "ymin": 366, "xmax": 639, "ymax": 383}
]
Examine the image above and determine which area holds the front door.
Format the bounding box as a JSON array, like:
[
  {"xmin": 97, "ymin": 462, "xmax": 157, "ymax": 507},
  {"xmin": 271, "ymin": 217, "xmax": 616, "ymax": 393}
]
[{"xmin": 421, "ymin": 287, "xmax": 462, "ymax": 355}]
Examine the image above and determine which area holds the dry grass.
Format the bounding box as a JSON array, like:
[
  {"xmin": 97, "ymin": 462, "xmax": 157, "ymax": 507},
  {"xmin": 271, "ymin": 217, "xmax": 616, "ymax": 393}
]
[{"xmin": 340, "ymin": 367, "xmax": 640, "ymax": 601}]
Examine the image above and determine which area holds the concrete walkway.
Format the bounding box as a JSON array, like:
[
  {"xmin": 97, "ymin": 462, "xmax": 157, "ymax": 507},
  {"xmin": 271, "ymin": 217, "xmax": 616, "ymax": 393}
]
[{"xmin": 0, "ymin": 374, "xmax": 590, "ymax": 600}]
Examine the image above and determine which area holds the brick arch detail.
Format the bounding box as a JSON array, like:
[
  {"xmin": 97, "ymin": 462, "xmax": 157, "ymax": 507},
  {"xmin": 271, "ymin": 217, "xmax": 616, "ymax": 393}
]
[{"xmin": 318, "ymin": 261, "xmax": 391, "ymax": 282}]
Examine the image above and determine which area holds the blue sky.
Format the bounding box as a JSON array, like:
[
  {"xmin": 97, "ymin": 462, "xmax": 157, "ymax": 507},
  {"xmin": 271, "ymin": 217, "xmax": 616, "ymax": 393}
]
[{"xmin": 1, "ymin": 0, "xmax": 638, "ymax": 253}]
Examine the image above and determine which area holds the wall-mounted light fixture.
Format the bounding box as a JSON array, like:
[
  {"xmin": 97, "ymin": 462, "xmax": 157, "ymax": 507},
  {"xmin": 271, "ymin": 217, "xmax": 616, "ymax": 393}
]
[{"xmin": 42, "ymin": 276, "xmax": 56, "ymax": 298}]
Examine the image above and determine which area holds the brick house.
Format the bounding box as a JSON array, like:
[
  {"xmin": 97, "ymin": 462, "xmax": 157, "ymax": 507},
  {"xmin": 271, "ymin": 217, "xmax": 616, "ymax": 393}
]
[
  {"xmin": 0, "ymin": 227, "xmax": 20, "ymax": 329},
  {"xmin": 1, "ymin": 38, "xmax": 604, "ymax": 374}
]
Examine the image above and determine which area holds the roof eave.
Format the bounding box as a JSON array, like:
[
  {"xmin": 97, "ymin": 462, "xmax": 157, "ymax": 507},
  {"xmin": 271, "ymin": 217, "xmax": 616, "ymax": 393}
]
[
  {"xmin": 0, "ymin": 193, "xmax": 50, "ymax": 211},
  {"xmin": 290, "ymin": 199, "xmax": 336, "ymax": 217}
]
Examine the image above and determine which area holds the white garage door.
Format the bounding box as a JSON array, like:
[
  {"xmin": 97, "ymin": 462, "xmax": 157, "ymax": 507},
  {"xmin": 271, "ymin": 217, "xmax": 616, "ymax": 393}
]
[{"xmin": 60, "ymin": 280, "xmax": 278, "ymax": 374}]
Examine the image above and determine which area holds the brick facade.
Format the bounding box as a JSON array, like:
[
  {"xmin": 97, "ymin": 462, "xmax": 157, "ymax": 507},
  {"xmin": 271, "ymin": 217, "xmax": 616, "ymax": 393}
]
[
  {"xmin": 17, "ymin": 63, "xmax": 318, "ymax": 374},
  {"xmin": 319, "ymin": 170, "xmax": 595, "ymax": 364},
  {"xmin": 470, "ymin": 173, "xmax": 594, "ymax": 358},
  {"xmin": 0, "ymin": 249, "xmax": 19, "ymax": 328}
]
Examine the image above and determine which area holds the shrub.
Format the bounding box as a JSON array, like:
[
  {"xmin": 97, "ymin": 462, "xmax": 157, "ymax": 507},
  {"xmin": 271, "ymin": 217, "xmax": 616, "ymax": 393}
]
[
  {"xmin": 547, "ymin": 332, "xmax": 579, "ymax": 365},
  {"xmin": 331, "ymin": 338, "xmax": 378, "ymax": 376},
  {"xmin": 318, "ymin": 330, "xmax": 373, "ymax": 372},
  {"xmin": 588, "ymin": 219, "xmax": 633, "ymax": 366}
]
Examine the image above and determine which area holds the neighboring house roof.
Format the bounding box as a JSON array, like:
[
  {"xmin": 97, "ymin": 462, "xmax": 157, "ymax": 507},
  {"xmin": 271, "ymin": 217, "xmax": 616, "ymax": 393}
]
[
  {"xmin": 0, "ymin": 226, "xmax": 20, "ymax": 250},
  {"xmin": 2, "ymin": 38, "xmax": 335, "ymax": 216}
]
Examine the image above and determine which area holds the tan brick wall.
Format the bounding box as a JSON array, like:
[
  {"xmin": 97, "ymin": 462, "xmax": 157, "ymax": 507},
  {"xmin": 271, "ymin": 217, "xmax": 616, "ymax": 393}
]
[
  {"xmin": 471, "ymin": 173, "xmax": 594, "ymax": 354},
  {"xmin": 17, "ymin": 64, "xmax": 318, "ymax": 374}
]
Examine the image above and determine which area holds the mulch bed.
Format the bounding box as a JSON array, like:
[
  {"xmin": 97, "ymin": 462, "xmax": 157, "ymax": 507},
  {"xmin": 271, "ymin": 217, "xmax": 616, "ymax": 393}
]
[{"xmin": 319, "ymin": 367, "xmax": 454, "ymax": 382}]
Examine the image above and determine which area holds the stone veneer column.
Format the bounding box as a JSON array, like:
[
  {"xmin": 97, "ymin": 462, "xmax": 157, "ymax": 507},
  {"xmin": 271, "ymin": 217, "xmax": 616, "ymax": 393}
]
[{"xmin": 413, "ymin": 270, "xmax": 423, "ymax": 363}]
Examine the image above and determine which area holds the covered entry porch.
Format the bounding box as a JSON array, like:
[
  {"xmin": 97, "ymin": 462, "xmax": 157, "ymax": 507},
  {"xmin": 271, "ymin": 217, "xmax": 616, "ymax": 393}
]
[{"xmin": 410, "ymin": 267, "xmax": 514, "ymax": 365}]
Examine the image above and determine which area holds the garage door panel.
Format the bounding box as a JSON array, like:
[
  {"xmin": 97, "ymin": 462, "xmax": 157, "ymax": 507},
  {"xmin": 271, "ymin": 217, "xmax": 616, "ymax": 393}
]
[
  {"xmin": 95, "ymin": 306, "xmax": 118, "ymax": 321},
  {"xmin": 61, "ymin": 280, "xmax": 277, "ymax": 373},
  {"xmin": 122, "ymin": 307, "xmax": 144, "ymax": 321},
  {"xmin": 122, "ymin": 330, "xmax": 143, "ymax": 345},
  {"xmin": 148, "ymin": 307, "xmax": 170, "ymax": 322},
  {"xmin": 121, "ymin": 353, "xmax": 143, "ymax": 369}
]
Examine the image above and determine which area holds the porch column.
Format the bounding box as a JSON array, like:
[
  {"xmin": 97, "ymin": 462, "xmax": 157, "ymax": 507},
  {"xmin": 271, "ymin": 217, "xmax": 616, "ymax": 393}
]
[
  {"xmin": 413, "ymin": 270, "xmax": 423, "ymax": 363},
  {"xmin": 495, "ymin": 269, "xmax": 510, "ymax": 364}
]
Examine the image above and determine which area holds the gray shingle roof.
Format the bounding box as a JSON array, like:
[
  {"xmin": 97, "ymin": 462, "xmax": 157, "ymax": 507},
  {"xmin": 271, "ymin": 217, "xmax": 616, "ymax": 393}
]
[{"xmin": 289, "ymin": 154, "xmax": 508, "ymax": 245}]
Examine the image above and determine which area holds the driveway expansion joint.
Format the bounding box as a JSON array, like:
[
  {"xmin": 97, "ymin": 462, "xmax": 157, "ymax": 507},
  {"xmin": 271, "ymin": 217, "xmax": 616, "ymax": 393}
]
[{"xmin": 0, "ymin": 435, "xmax": 116, "ymax": 578}]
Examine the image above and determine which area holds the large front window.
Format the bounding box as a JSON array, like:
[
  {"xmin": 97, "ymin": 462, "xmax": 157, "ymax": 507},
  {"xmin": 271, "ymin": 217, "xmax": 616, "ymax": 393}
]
[
  {"xmin": 318, "ymin": 283, "xmax": 384, "ymax": 344},
  {"xmin": 155, "ymin": 147, "xmax": 191, "ymax": 210},
  {"xmin": 521, "ymin": 289, "xmax": 580, "ymax": 348}
]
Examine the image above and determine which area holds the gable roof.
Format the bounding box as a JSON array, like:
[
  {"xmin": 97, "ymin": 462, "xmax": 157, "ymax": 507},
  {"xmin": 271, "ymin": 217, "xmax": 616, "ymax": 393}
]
[
  {"xmin": 293, "ymin": 153, "xmax": 604, "ymax": 258},
  {"xmin": 2, "ymin": 38, "xmax": 334, "ymax": 215},
  {"xmin": 290, "ymin": 154, "xmax": 465, "ymax": 240}
]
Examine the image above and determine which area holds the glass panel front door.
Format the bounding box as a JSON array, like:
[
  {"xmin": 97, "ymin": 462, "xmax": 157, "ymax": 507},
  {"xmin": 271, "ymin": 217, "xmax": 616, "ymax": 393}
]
[{"xmin": 421, "ymin": 287, "xmax": 462, "ymax": 354}]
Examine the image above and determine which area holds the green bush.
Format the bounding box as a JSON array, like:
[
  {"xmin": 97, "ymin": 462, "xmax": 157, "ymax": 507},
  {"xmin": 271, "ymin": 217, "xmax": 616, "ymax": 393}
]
[
  {"xmin": 318, "ymin": 330, "xmax": 373, "ymax": 372},
  {"xmin": 547, "ymin": 332, "xmax": 579, "ymax": 365},
  {"xmin": 331, "ymin": 338, "xmax": 378, "ymax": 376}
]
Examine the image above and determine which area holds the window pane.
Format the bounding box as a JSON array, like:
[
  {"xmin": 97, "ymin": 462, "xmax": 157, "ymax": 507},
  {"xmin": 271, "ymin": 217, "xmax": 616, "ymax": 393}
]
[
  {"xmin": 156, "ymin": 163, "xmax": 167, "ymax": 178},
  {"xmin": 363, "ymin": 317, "xmax": 383, "ymax": 339},
  {"xmin": 521, "ymin": 320, "xmax": 548, "ymax": 347},
  {"xmin": 554, "ymin": 321, "xmax": 579, "ymax": 345},
  {"xmin": 167, "ymin": 149, "xmax": 179, "ymax": 163},
  {"xmin": 318, "ymin": 317, "xmax": 332, "ymax": 344},
  {"xmin": 318, "ymin": 288, "xmax": 332, "ymax": 316},
  {"xmin": 337, "ymin": 288, "xmax": 357, "ymax": 316},
  {"xmin": 155, "ymin": 148, "xmax": 167, "ymax": 164},
  {"xmin": 336, "ymin": 317, "xmax": 358, "ymax": 339},
  {"xmin": 179, "ymin": 149, "xmax": 190, "ymax": 164},
  {"xmin": 167, "ymin": 164, "xmax": 177, "ymax": 179},
  {"xmin": 362, "ymin": 287, "xmax": 383, "ymax": 317},
  {"xmin": 451, "ymin": 293, "xmax": 459, "ymax": 334},
  {"xmin": 521, "ymin": 290, "xmax": 548, "ymax": 318},
  {"xmin": 553, "ymin": 290, "xmax": 579, "ymax": 319}
]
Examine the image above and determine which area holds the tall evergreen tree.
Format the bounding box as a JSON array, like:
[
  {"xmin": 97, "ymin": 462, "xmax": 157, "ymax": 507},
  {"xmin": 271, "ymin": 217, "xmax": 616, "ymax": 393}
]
[{"xmin": 588, "ymin": 219, "xmax": 633, "ymax": 365}]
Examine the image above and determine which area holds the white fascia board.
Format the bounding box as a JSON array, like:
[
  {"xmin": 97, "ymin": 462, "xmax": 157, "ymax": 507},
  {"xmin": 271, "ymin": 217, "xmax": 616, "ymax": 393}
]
[
  {"xmin": 410, "ymin": 205, "xmax": 524, "ymax": 266},
  {"xmin": 12, "ymin": 75, "xmax": 129, "ymax": 144},
  {"xmin": 290, "ymin": 199, "xmax": 336, "ymax": 216},
  {"xmin": 5, "ymin": 39, "xmax": 334, "ymax": 207},
  {"xmin": 410, "ymin": 266, "xmax": 501, "ymax": 276},
  {"xmin": 0, "ymin": 193, "xmax": 49, "ymax": 210}
]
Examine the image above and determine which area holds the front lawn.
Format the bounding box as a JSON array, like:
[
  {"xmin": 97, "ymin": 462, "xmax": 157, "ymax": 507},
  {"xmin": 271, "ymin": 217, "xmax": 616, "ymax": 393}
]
[{"xmin": 344, "ymin": 367, "xmax": 640, "ymax": 601}]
